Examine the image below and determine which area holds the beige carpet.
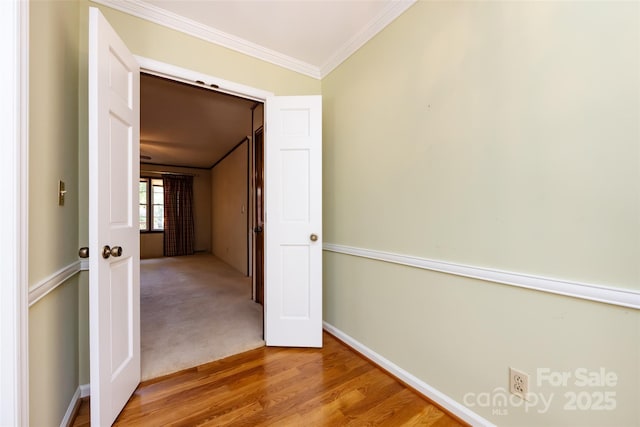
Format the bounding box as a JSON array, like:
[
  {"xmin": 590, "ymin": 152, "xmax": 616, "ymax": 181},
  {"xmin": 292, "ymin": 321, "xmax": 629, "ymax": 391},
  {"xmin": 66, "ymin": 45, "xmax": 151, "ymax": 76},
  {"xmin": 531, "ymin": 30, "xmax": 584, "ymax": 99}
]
[{"xmin": 140, "ymin": 254, "xmax": 264, "ymax": 381}]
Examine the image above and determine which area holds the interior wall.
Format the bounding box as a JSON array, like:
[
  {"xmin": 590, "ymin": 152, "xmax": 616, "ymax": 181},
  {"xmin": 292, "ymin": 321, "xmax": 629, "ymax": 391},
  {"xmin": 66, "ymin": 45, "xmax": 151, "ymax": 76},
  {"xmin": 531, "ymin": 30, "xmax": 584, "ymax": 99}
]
[
  {"xmin": 29, "ymin": 276, "xmax": 80, "ymax": 427},
  {"xmin": 321, "ymin": 1, "xmax": 639, "ymax": 426},
  {"xmin": 29, "ymin": 0, "xmax": 80, "ymax": 284},
  {"xmin": 140, "ymin": 164, "xmax": 212, "ymax": 259},
  {"xmin": 211, "ymin": 141, "xmax": 250, "ymax": 274},
  {"xmin": 28, "ymin": 0, "xmax": 81, "ymax": 425}
]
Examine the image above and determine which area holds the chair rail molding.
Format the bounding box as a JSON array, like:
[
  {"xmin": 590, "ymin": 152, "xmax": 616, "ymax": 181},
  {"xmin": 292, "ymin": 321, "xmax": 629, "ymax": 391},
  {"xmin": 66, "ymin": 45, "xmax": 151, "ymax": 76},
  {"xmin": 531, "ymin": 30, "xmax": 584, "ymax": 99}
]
[
  {"xmin": 29, "ymin": 261, "xmax": 82, "ymax": 307},
  {"xmin": 323, "ymin": 243, "xmax": 640, "ymax": 310}
]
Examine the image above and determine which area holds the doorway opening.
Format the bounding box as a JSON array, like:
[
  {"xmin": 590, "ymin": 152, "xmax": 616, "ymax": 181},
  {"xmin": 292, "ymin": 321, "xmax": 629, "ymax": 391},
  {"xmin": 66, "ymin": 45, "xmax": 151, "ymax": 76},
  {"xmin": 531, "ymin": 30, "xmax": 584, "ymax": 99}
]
[{"xmin": 139, "ymin": 72, "xmax": 265, "ymax": 380}]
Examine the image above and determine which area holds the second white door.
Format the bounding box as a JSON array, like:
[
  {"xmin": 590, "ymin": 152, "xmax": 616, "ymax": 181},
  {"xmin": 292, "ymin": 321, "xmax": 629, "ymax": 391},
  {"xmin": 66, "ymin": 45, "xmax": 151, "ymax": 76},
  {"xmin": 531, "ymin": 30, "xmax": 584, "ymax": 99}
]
[{"xmin": 264, "ymin": 95, "xmax": 323, "ymax": 348}]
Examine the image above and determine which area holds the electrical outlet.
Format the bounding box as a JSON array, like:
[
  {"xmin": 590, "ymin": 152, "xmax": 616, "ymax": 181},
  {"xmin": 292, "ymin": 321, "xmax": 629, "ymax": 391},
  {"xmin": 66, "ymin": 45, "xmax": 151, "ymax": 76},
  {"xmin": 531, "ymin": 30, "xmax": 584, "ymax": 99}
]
[{"xmin": 509, "ymin": 367, "xmax": 529, "ymax": 400}]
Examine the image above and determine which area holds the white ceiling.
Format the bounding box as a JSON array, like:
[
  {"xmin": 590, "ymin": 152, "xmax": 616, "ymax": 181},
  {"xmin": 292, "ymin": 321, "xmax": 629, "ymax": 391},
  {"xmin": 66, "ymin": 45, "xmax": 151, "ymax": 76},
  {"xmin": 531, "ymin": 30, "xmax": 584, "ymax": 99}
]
[{"xmin": 114, "ymin": 0, "xmax": 416, "ymax": 168}]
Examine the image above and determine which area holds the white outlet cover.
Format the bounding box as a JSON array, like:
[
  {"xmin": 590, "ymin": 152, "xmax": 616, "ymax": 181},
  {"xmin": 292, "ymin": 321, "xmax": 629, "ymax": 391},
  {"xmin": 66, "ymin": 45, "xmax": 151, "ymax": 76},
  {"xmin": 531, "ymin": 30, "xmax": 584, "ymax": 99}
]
[{"xmin": 509, "ymin": 367, "xmax": 530, "ymax": 400}]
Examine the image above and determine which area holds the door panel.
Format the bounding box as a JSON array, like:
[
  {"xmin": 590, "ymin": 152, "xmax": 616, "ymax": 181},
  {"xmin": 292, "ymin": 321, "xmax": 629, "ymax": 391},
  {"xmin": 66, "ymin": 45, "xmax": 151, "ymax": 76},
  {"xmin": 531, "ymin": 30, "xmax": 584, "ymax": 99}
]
[
  {"xmin": 264, "ymin": 96, "xmax": 322, "ymax": 348},
  {"xmin": 281, "ymin": 150, "xmax": 310, "ymax": 221},
  {"xmin": 281, "ymin": 245, "xmax": 310, "ymax": 318},
  {"xmin": 109, "ymin": 259, "xmax": 133, "ymax": 376},
  {"xmin": 89, "ymin": 7, "xmax": 140, "ymax": 426}
]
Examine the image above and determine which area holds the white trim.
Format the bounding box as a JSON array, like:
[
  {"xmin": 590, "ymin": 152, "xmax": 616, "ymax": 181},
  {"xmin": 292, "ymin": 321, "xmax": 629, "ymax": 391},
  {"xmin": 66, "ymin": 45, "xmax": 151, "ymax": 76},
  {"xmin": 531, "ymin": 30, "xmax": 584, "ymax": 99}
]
[
  {"xmin": 91, "ymin": 0, "xmax": 321, "ymax": 79},
  {"xmin": 319, "ymin": 0, "xmax": 417, "ymax": 77},
  {"xmin": 60, "ymin": 387, "xmax": 81, "ymax": 427},
  {"xmin": 59, "ymin": 385, "xmax": 89, "ymax": 427},
  {"xmin": 91, "ymin": 0, "xmax": 415, "ymax": 79},
  {"xmin": 28, "ymin": 261, "xmax": 82, "ymax": 307},
  {"xmin": 135, "ymin": 56, "xmax": 274, "ymax": 101},
  {"xmin": 323, "ymin": 322, "xmax": 494, "ymax": 427},
  {"xmin": 81, "ymin": 259, "xmax": 90, "ymax": 271},
  {"xmin": 80, "ymin": 383, "xmax": 91, "ymax": 398},
  {"xmin": 323, "ymin": 243, "xmax": 640, "ymax": 310},
  {"xmin": 0, "ymin": 0, "xmax": 29, "ymax": 425}
]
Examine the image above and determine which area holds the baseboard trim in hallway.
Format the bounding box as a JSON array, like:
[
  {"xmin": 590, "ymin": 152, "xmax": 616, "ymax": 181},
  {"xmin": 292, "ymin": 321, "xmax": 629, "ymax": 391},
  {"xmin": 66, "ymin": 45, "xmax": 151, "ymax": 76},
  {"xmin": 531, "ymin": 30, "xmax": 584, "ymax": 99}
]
[
  {"xmin": 322, "ymin": 322, "xmax": 493, "ymax": 427},
  {"xmin": 61, "ymin": 385, "xmax": 90, "ymax": 427}
]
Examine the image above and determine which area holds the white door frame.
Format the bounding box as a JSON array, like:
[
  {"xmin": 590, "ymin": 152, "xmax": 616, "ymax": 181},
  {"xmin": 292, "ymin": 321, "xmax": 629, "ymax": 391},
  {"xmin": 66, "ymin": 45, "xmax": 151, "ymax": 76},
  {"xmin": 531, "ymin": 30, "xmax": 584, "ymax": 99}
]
[
  {"xmin": 135, "ymin": 56, "xmax": 274, "ymax": 103},
  {"xmin": 0, "ymin": 0, "xmax": 29, "ymax": 424}
]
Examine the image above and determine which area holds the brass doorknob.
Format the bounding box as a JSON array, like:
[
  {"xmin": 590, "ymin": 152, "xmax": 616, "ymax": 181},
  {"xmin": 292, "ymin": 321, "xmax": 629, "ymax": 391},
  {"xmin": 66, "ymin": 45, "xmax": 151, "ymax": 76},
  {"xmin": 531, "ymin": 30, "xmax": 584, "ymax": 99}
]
[
  {"xmin": 310, "ymin": 234, "xmax": 318, "ymax": 242},
  {"xmin": 102, "ymin": 245, "xmax": 123, "ymax": 259},
  {"xmin": 78, "ymin": 247, "xmax": 89, "ymax": 258},
  {"xmin": 111, "ymin": 246, "xmax": 123, "ymax": 257}
]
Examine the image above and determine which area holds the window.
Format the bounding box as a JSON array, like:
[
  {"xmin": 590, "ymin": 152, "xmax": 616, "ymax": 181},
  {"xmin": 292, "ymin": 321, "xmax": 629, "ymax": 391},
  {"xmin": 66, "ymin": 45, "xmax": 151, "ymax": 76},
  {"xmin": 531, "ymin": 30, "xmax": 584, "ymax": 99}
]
[{"xmin": 139, "ymin": 178, "xmax": 164, "ymax": 231}]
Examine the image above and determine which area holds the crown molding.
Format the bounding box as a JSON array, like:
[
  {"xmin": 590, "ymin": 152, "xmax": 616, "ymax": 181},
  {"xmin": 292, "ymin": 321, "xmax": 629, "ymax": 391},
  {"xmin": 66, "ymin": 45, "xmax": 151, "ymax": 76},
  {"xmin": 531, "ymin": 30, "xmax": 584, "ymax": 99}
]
[
  {"xmin": 91, "ymin": 0, "xmax": 416, "ymax": 80},
  {"xmin": 90, "ymin": 0, "xmax": 321, "ymax": 79},
  {"xmin": 319, "ymin": 0, "xmax": 417, "ymax": 78}
]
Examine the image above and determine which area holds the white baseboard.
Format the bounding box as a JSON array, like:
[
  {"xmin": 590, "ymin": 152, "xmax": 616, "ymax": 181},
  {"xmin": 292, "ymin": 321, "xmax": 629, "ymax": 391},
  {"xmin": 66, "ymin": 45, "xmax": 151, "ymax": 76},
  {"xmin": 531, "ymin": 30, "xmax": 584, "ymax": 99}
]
[
  {"xmin": 323, "ymin": 321, "xmax": 494, "ymax": 427},
  {"xmin": 60, "ymin": 386, "xmax": 81, "ymax": 427},
  {"xmin": 80, "ymin": 383, "xmax": 90, "ymax": 398},
  {"xmin": 60, "ymin": 384, "xmax": 90, "ymax": 427}
]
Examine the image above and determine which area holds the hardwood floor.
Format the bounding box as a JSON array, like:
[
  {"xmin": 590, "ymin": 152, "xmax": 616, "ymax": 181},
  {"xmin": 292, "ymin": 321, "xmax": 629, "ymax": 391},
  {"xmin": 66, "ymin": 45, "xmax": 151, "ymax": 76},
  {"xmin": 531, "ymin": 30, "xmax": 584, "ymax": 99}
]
[{"xmin": 73, "ymin": 332, "xmax": 465, "ymax": 426}]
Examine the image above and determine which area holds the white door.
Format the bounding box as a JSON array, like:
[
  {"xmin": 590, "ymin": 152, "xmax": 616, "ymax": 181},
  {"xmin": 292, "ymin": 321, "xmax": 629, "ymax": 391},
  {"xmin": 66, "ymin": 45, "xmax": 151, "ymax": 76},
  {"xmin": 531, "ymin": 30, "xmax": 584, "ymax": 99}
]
[
  {"xmin": 264, "ymin": 96, "xmax": 323, "ymax": 347},
  {"xmin": 88, "ymin": 7, "xmax": 140, "ymax": 426}
]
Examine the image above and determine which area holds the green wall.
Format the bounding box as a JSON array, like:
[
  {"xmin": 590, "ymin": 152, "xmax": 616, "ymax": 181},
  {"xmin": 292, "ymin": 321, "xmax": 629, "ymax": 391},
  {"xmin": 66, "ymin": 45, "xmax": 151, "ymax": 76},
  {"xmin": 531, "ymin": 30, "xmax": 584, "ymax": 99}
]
[
  {"xmin": 28, "ymin": 0, "xmax": 639, "ymax": 425},
  {"xmin": 29, "ymin": 1, "xmax": 81, "ymax": 425},
  {"xmin": 29, "ymin": 276, "xmax": 80, "ymax": 427},
  {"xmin": 322, "ymin": 1, "xmax": 638, "ymax": 289},
  {"xmin": 29, "ymin": 0, "xmax": 80, "ymax": 284},
  {"xmin": 322, "ymin": 1, "xmax": 639, "ymax": 425}
]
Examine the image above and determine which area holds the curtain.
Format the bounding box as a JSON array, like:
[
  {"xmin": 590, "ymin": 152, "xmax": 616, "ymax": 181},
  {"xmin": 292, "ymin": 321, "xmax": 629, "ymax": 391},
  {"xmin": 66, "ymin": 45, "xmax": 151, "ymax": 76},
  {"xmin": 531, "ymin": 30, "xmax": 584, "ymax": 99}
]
[{"xmin": 163, "ymin": 174, "xmax": 195, "ymax": 257}]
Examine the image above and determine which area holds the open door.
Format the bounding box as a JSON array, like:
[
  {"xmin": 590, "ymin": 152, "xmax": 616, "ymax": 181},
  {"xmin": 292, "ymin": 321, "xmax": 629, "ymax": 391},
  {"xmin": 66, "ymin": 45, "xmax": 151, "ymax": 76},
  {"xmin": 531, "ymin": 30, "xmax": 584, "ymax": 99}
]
[
  {"xmin": 88, "ymin": 7, "xmax": 140, "ymax": 426},
  {"xmin": 264, "ymin": 96, "xmax": 323, "ymax": 347}
]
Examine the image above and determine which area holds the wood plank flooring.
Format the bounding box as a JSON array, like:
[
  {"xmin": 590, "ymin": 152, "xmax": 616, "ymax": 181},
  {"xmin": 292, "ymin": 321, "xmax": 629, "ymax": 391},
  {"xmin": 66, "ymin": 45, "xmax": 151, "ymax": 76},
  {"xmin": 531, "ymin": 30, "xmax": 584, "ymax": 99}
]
[{"xmin": 73, "ymin": 332, "xmax": 465, "ymax": 426}]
